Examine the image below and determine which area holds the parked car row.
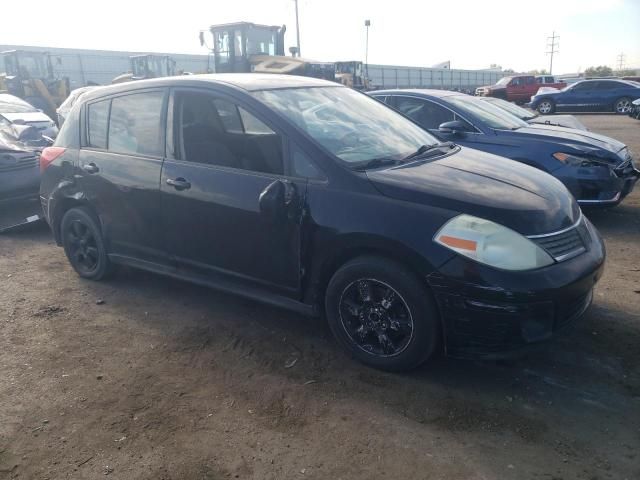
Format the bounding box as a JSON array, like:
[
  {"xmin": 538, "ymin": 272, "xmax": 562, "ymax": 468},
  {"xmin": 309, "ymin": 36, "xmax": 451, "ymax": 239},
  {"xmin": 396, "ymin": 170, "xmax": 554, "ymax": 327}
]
[
  {"xmin": 371, "ymin": 89, "xmax": 638, "ymax": 207},
  {"xmin": 35, "ymin": 74, "xmax": 638, "ymax": 371}
]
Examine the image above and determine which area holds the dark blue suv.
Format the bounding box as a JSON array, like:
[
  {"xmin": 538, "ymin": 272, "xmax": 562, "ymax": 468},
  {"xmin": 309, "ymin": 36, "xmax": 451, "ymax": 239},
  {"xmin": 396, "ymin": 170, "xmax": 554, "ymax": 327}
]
[{"xmin": 529, "ymin": 79, "xmax": 640, "ymax": 114}]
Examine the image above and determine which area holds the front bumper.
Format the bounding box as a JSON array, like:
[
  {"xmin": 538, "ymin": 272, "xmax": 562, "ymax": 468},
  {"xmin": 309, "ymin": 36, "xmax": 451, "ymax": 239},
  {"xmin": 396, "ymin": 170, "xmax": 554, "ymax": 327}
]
[
  {"xmin": 426, "ymin": 217, "xmax": 605, "ymax": 358},
  {"xmin": 555, "ymin": 160, "xmax": 640, "ymax": 207}
]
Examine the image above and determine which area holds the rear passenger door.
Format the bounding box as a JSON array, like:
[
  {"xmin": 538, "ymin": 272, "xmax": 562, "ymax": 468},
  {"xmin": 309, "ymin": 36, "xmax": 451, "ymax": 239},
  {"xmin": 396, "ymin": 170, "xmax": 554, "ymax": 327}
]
[
  {"xmin": 79, "ymin": 89, "xmax": 167, "ymax": 263},
  {"xmin": 160, "ymin": 88, "xmax": 306, "ymax": 296}
]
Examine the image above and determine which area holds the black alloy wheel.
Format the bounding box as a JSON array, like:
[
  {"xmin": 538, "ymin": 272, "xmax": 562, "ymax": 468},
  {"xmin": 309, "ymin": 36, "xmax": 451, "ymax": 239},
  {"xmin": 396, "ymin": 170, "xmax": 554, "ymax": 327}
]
[
  {"xmin": 61, "ymin": 207, "xmax": 112, "ymax": 280},
  {"xmin": 339, "ymin": 278, "xmax": 414, "ymax": 357},
  {"xmin": 325, "ymin": 256, "xmax": 440, "ymax": 371}
]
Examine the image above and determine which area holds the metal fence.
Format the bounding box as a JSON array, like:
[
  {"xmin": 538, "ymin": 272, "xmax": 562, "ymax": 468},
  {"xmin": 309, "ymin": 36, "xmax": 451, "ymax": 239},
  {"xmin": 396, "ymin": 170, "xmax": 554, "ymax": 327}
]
[
  {"xmin": 0, "ymin": 45, "xmax": 211, "ymax": 89},
  {"xmin": 1, "ymin": 45, "xmax": 504, "ymax": 92},
  {"xmin": 367, "ymin": 64, "xmax": 504, "ymax": 91}
]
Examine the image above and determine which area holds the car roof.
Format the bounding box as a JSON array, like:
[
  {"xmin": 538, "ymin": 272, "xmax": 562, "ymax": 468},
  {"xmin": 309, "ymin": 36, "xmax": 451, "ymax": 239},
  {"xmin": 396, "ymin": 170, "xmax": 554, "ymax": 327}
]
[
  {"xmin": 80, "ymin": 74, "xmax": 339, "ymax": 104},
  {"xmin": 371, "ymin": 89, "xmax": 466, "ymax": 98},
  {"xmin": 575, "ymin": 78, "xmax": 639, "ymax": 86}
]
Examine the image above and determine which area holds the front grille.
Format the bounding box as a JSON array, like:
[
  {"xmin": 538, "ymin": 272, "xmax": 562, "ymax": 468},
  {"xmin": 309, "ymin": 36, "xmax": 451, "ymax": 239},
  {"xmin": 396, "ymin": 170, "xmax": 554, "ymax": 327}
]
[
  {"xmin": 0, "ymin": 155, "xmax": 39, "ymax": 173},
  {"xmin": 528, "ymin": 218, "xmax": 586, "ymax": 262}
]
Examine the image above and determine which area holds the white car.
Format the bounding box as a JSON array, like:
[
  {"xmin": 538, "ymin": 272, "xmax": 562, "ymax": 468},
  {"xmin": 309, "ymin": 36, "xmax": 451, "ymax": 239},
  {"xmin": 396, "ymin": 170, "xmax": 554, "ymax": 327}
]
[
  {"xmin": 56, "ymin": 86, "xmax": 99, "ymax": 127},
  {"xmin": 0, "ymin": 94, "xmax": 58, "ymax": 138}
]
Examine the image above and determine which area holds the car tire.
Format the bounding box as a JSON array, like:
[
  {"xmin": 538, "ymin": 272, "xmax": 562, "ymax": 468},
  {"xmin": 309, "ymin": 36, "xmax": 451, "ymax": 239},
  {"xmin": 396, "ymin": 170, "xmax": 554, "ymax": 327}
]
[
  {"xmin": 60, "ymin": 207, "xmax": 112, "ymax": 280},
  {"xmin": 614, "ymin": 97, "xmax": 631, "ymax": 114},
  {"xmin": 537, "ymin": 99, "xmax": 555, "ymax": 115},
  {"xmin": 325, "ymin": 256, "xmax": 440, "ymax": 371}
]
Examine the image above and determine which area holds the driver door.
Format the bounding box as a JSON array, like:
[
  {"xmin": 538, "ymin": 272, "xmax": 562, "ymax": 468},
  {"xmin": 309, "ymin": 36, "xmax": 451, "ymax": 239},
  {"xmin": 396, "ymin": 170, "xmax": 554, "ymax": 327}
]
[{"xmin": 160, "ymin": 88, "xmax": 306, "ymax": 296}]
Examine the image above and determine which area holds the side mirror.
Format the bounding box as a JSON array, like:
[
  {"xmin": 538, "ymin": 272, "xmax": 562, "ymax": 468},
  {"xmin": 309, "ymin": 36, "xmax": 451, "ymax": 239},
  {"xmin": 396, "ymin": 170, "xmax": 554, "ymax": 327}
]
[
  {"xmin": 439, "ymin": 120, "xmax": 468, "ymax": 135},
  {"xmin": 259, "ymin": 180, "xmax": 296, "ymax": 222}
]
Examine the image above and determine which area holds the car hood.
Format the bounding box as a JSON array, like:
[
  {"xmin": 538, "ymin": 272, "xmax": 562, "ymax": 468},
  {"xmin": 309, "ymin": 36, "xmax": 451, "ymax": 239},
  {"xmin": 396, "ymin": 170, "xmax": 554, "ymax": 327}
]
[
  {"xmin": 366, "ymin": 147, "xmax": 580, "ymax": 236},
  {"xmin": 504, "ymin": 124, "xmax": 626, "ymax": 159},
  {"xmin": 528, "ymin": 114, "xmax": 587, "ymax": 131},
  {"xmin": 2, "ymin": 111, "xmax": 54, "ymax": 124}
]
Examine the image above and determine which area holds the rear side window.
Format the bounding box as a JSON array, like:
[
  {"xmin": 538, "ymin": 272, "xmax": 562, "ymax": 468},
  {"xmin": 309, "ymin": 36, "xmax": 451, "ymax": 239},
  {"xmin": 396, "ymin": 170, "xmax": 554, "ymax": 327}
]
[
  {"xmin": 108, "ymin": 92, "xmax": 164, "ymax": 156},
  {"xmin": 87, "ymin": 100, "xmax": 109, "ymax": 149}
]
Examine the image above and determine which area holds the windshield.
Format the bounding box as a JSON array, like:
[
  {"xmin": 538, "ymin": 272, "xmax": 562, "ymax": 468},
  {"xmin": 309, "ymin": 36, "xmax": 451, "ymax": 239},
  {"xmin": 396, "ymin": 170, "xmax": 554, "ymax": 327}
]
[
  {"xmin": 253, "ymin": 87, "xmax": 440, "ymax": 165},
  {"xmin": 246, "ymin": 29, "xmax": 277, "ymax": 56},
  {"xmin": 495, "ymin": 77, "xmax": 511, "ymax": 86},
  {"xmin": 14, "ymin": 53, "xmax": 50, "ymax": 79},
  {"xmin": 446, "ymin": 96, "xmax": 529, "ymax": 130},
  {"xmin": 482, "ymin": 97, "xmax": 536, "ymax": 120}
]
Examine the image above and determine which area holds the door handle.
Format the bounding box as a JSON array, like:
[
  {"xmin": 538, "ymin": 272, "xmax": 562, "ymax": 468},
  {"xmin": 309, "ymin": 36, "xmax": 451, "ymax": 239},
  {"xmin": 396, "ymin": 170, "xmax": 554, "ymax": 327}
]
[
  {"xmin": 82, "ymin": 163, "xmax": 99, "ymax": 174},
  {"xmin": 166, "ymin": 177, "xmax": 191, "ymax": 190}
]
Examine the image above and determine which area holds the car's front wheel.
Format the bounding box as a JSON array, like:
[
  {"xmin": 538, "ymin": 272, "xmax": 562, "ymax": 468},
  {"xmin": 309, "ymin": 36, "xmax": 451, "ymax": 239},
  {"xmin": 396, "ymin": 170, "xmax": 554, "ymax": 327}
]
[
  {"xmin": 61, "ymin": 207, "xmax": 112, "ymax": 280},
  {"xmin": 614, "ymin": 97, "xmax": 632, "ymax": 114},
  {"xmin": 325, "ymin": 256, "xmax": 440, "ymax": 371},
  {"xmin": 537, "ymin": 99, "xmax": 555, "ymax": 114}
]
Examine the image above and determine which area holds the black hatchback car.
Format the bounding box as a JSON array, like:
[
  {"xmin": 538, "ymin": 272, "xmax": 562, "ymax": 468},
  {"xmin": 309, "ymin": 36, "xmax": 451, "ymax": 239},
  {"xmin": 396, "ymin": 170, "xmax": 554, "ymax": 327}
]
[{"xmin": 41, "ymin": 75, "xmax": 605, "ymax": 371}]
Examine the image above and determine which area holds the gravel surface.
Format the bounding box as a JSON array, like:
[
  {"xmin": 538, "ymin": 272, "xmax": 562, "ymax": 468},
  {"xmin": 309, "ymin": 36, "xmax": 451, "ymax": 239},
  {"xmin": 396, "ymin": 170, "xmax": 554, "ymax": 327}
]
[{"xmin": 1, "ymin": 114, "xmax": 639, "ymax": 480}]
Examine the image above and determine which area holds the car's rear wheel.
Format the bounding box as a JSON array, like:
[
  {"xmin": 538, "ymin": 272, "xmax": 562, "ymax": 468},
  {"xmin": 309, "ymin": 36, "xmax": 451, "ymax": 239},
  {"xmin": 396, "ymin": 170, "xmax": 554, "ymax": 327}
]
[
  {"xmin": 325, "ymin": 256, "xmax": 440, "ymax": 371},
  {"xmin": 614, "ymin": 97, "xmax": 632, "ymax": 114},
  {"xmin": 537, "ymin": 99, "xmax": 555, "ymax": 114},
  {"xmin": 61, "ymin": 207, "xmax": 111, "ymax": 280}
]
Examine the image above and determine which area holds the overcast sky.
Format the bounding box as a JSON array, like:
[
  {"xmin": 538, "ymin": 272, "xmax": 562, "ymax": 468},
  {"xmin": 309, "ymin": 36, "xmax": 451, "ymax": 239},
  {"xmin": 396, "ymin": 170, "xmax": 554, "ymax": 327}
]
[{"xmin": 3, "ymin": 0, "xmax": 639, "ymax": 74}]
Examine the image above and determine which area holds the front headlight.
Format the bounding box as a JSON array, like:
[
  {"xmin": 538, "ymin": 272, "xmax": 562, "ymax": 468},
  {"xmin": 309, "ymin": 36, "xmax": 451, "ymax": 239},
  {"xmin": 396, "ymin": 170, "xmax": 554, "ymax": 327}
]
[
  {"xmin": 434, "ymin": 215, "xmax": 554, "ymax": 271},
  {"xmin": 553, "ymin": 152, "xmax": 612, "ymax": 168}
]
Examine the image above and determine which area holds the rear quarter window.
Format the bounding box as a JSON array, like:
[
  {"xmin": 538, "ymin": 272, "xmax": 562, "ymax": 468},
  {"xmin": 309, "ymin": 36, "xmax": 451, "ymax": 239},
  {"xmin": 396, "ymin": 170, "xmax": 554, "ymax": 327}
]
[{"xmin": 87, "ymin": 99, "xmax": 110, "ymax": 149}]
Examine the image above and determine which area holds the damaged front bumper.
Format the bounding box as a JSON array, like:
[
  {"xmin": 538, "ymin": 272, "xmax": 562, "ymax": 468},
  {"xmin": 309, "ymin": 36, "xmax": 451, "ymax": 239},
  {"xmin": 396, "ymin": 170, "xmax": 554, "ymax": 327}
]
[{"xmin": 426, "ymin": 218, "xmax": 605, "ymax": 358}]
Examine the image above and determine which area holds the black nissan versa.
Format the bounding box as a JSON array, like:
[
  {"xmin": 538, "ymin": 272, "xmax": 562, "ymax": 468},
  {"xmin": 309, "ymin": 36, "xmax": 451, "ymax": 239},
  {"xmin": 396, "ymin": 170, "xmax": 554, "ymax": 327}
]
[{"xmin": 40, "ymin": 74, "xmax": 605, "ymax": 371}]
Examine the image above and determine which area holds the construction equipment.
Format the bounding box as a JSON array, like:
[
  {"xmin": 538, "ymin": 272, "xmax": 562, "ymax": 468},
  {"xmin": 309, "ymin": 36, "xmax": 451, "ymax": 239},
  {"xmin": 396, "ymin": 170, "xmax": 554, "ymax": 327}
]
[
  {"xmin": 0, "ymin": 50, "xmax": 70, "ymax": 123},
  {"xmin": 335, "ymin": 61, "xmax": 370, "ymax": 90},
  {"xmin": 201, "ymin": 22, "xmax": 336, "ymax": 81},
  {"xmin": 112, "ymin": 55, "xmax": 177, "ymax": 84}
]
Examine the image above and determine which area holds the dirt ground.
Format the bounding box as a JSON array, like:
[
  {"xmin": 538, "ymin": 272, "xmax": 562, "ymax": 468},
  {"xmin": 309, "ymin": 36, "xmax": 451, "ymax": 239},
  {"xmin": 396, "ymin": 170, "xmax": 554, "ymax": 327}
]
[{"xmin": 1, "ymin": 115, "xmax": 639, "ymax": 480}]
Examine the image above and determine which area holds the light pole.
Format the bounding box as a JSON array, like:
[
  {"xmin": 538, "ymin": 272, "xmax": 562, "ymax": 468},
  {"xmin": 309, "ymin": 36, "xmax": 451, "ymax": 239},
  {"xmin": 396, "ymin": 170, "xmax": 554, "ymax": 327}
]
[
  {"xmin": 294, "ymin": 0, "xmax": 301, "ymax": 57},
  {"xmin": 365, "ymin": 19, "xmax": 371, "ymax": 77}
]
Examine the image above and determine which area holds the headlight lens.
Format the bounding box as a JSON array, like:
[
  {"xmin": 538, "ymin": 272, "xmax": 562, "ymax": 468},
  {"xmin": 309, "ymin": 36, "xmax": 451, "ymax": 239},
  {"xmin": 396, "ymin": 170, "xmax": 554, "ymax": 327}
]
[
  {"xmin": 434, "ymin": 215, "xmax": 554, "ymax": 271},
  {"xmin": 553, "ymin": 152, "xmax": 611, "ymax": 168}
]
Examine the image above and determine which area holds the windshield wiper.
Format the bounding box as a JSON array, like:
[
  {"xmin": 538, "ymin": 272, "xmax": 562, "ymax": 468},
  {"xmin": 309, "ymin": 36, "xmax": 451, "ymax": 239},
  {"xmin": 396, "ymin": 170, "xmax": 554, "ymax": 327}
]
[
  {"xmin": 353, "ymin": 143, "xmax": 455, "ymax": 171},
  {"xmin": 402, "ymin": 142, "xmax": 456, "ymax": 161},
  {"xmin": 352, "ymin": 158, "xmax": 400, "ymax": 171}
]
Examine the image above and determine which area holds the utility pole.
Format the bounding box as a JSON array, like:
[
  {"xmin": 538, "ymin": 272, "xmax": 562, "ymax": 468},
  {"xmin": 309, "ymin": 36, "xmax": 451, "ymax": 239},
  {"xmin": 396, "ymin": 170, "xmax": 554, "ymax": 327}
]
[
  {"xmin": 617, "ymin": 52, "xmax": 626, "ymax": 72},
  {"xmin": 365, "ymin": 19, "xmax": 371, "ymax": 77},
  {"xmin": 294, "ymin": 0, "xmax": 301, "ymax": 57},
  {"xmin": 546, "ymin": 31, "xmax": 559, "ymax": 75}
]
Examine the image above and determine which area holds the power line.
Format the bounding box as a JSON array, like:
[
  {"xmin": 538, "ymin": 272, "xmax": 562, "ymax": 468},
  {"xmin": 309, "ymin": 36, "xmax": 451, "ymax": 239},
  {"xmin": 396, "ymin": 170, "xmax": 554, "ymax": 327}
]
[
  {"xmin": 546, "ymin": 31, "xmax": 559, "ymax": 75},
  {"xmin": 616, "ymin": 52, "xmax": 626, "ymax": 71}
]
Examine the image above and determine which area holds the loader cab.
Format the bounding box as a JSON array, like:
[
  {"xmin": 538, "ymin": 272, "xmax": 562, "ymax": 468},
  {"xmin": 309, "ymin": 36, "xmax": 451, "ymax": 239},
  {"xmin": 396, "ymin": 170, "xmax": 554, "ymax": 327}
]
[
  {"xmin": 130, "ymin": 55, "xmax": 176, "ymax": 80},
  {"xmin": 1, "ymin": 50, "xmax": 54, "ymax": 81},
  {"xmin": 335, "ymin": 61, "xmax": 369, "ymax": 90},
  {"xmin": 207, "ymin": 22, "xmax": 286, "ymax": 73},
  {"xmin": 0, "ymin": 50, "xmax": 68, "ymax": 122}
]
